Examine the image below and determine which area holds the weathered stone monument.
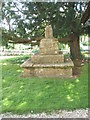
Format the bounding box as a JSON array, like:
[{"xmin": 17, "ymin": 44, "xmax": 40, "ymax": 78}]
[{"xmin": 21, "ymin": 25, "xmax": 74, "ymax": 77}]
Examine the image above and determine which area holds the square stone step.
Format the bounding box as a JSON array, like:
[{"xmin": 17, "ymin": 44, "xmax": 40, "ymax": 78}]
[
  {"xmin": 22, "ymin": 67, "xmax": 73, "ymax": 78},
  {"xmin": 31, "ymin": 54, "xmax": 64, "ymax": 64}
]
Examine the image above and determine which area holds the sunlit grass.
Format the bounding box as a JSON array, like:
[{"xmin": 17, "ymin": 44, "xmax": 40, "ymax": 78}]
[{"xmin": 1, "ymin": 55, "xmax": 88, "ymax": 114}]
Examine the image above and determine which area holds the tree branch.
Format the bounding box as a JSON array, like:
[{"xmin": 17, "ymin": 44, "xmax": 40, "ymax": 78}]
[
  {"xmin": 2, "ymin": 32, "xmax": 42, "ymax": 45},
  {"xmin": 2, "ymin": 30, "xmax": 76, "ymax": 45},
  {"xmin": 81, "ymin": 1, "xmax": 90, "ymax": 24}
]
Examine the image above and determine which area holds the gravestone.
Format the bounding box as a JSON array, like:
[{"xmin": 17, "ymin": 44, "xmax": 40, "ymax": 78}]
[{"xmin": 21, "ymin": 25, "xmax": 74, "ymax": 77}]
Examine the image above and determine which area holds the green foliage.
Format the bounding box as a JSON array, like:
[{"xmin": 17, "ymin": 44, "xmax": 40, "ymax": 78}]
[
  {"xmin": 84, "ymin": 25, "xmax": 90, "ymax": 35},
  {"xmin": 59, "ymin": 43, "xmax": 64, "ymax": 50},
  {"xmin": 2, "ymin": 2, "xmax": 88, "ymax": 40},
  {"xmin": 2, "ymin": 38, "xmax": 8, "ymax": 48},
  {"xmin": 1, "ymin": 56, "xmax": 88, "ymax": 114},
  {"xmin": 5, "ymin": 55, "xmax": 30, "ymax": 64}
]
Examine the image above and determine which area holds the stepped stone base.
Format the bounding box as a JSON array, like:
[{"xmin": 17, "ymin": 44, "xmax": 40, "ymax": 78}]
[
  {"xmin": 21, "ymin": 25, "xmax": 74, "ymax": 78},
  {"xmin": 21, "ymin": 59, "xmax": 74, "ymax": 78},
  {"xmin": 31, "ymin": 54, "xmax": 64, "ymax": 64},
  {"xmin": 22, "ymin": 67, "xmax": 72, "ymax": 78}
]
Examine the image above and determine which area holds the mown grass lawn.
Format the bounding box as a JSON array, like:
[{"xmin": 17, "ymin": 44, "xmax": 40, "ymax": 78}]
[{"xmin": 1, "ymin": 55, "xmax": 88, "ymax": 114}]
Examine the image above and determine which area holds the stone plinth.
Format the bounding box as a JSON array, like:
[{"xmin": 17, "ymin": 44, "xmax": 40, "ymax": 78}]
[
  {"xmin": 31, "ymin": 54, "xmax": 64, "ymax": 64},
  {"xmin": 40, "ymin": 38, "xmax": 59, "ymax": 55},
  {"xmin": 21, "ymin": 25, "xmax": 74, "ymax": 78},
  {"xmin": 21, "ymin": 60, "xmax": 73, "ymax": 78}
]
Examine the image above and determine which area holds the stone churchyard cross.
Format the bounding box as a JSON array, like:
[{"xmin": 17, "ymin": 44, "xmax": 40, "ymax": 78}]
[{"xmin": 21, "ymin": 25, "xmax": 74, "ymax": 78}]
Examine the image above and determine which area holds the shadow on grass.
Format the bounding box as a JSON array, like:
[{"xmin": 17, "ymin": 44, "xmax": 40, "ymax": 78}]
[{"xmin": 1, "ymin": 56, "xmax": 88, "ymax": 114}]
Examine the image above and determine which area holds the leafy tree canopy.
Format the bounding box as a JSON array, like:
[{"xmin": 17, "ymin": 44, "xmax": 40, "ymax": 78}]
[{"xmin": 1, "ymin": 1, "xmax": 89, "ymax": 43}]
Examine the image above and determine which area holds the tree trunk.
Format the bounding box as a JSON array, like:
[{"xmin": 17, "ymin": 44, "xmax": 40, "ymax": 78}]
[{"xmin": 69, "ymin": 35, "xmax": 82, "ymax": 66}]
